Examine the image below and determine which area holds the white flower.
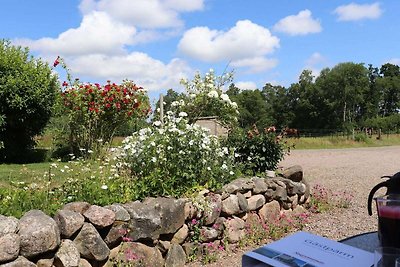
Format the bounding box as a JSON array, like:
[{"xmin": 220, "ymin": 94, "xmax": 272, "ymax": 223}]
[
  {"xmin": 220, "ymin": 93, "xmax": 231, "ymax": 103},
  {"xmin": 87, "ymin": 150, "xmax": 93, "ymax": 154},
  {"xmin": 150, "ymin": 141, "xmax": 156, "ymax": 146},
  {"xmin": 207, "ymin": 167, "xmax": 211, "ymax": 171},
  {"xmin": 230, "ymin": 171, "xmax": 235, "ymax": 175},
  {"xmin": 231, "ymin": 102, "xmax": 238, "ymax": 108},
  {"xmin": 179, "ymin": 112, "xmax": 188, "ymax": 117},
  {"xmin": 207, "ymin": 90, "xmax": 219, "ymax": 98},
  {"xmin": 189, "ymin": 140, "xmax": 194, "ymax": 146},
  {"xmin": 153, "ymin": 121, "xmax": 162, "ymax": 127},
  {"xmin": 151, "ymin": 157, "xmax": 157, "ymax": 162},
  {"xmin": 221, "ymin": 163, "xmax": 227, "ymax": 170},
  {"xmin": 101, "ymin": 185, "xmax": 108, "ymax": 190},
  {"xmin": 125, "ymin": 94, "xmax": 131, "ymax": 99},
  {"xmin": 50, "ymin": 163, "xmax": 58, "ymax": 168},
  {"xmin": 190, "ymin": 94, "xmax": 196, "ymax": 99}
]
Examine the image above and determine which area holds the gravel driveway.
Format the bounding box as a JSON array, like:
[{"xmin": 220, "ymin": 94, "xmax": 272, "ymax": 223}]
[{"xmin": 188, "ymin": 146, "xmax": 400, "ymax": 266}]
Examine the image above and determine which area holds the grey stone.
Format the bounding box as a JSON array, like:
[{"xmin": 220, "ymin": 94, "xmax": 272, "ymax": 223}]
[
  {"xmin": 289, "ymin": 195, "xmax": 299, "ymax": 209},
  {"xmin": 266, "ymin": 170, "xmax": 276, "ymax": 178},
  {"xmin": 242, "ymin": 190, "xmax": 252, "ymax": 198},
  {"xmin": 116, "ymin": 242, "xmax": 164, "ymax": 267},
  {"xmin": 36, "ymin": 258, "xmax": 54, "ymax": 267},
  {"xmin": 0, "ymin": 233, "xmax": 20, "ymax": 263},
  {"xmin": 223, "ymin": 217, "xmax": 246, "ymax": 243},
  {"xmin": 54, "ymin": 240, "xmax": 80, "ymax": 267},
  {"xmin": 258, "ymin": 201, "xmax": 281, "ymax": 223},
  {"xmin": 0, "ymin": 256, "xmax": 36, "ymax": 267},
  {"xmin": 19, "ymin": 210, "xmax": 60, "ymax": 259},
  {"xmin": 73, "ymin": 223, "xmax": 109, "ymax": 261},
  {"xmin": 104, "ymin": 204, "xmax": 130, "ymax": 222},
  {"xmin": 274, "ymin": 185, "xmax": 288, "ymax": 201},
  {"xmin": 203, "ymin": 194, "xmax": 222, "ymax": 225},
  {"xmin": 165, "ymin": 244, "xmax": 186, "ymax": 267},
  {"xmin": 171, "ymin": 224, "xmax": 188, "ymax": 245},
  {"xmin": 247, "ymin": 195, "xmax": 266, "ymax": 211},
  {"xmin": 252, "ymin": 177, "xmax": 269, "ymax": 194},
  {"xmin": 54, "ymin": 210, "xmax": 85, "ymax": 238},
  {"xmin": 221, "ymin": 178, "xmax": 254, "ymax": 194},
  {"xmin": 123, "ymin": 198, "xmax": 186, "ymax": 241},
  {"xmin": 0, "ymin": 215, "xmax": 19, "ymax": 237},
  {"xmin": 104, "ymin": 221, "xmax": 129, "ymax": 248},
  {"xmin": 157, "ymin": 240, "xmax": 171, "ymax": 254},
  {"xmin": 62, "ymin": 202, "xmax": 91, "ymax": 215},
  {"xmin": 83, "ymin": 205, "xmax": 115, "ymax": 229},
  {"xmin": 221, "ymin": 195, "xmax": 240, "ymax": 215},
  {"xmin": 282, "ymin": 165, "xmax": 303, "ymax": 182},
  {"xmin": 183, "ymin": 201, "xmax": 197, "ymax": 220},
  {"xmin": 264, "ymin": 188, "xmax": 275, "ymax": 200},
  {"xmin": 78, "ymin": 259, "xmax": 91, "ymax": 267},
  {"xmin": 237, "ymin": 193, "xmax": 248, "ymax": 213},
  {"xmin": 199, "ymin": 227, "xmax": 219, "ymax": 243}
]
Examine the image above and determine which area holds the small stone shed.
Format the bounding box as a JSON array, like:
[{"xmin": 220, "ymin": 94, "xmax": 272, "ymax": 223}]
[{"xmin": 194, "ymin": 116, "xmax": 229, "ymax": 137}]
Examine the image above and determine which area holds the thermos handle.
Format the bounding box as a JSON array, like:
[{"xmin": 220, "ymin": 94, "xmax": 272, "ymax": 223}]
[{"xmin": 368, "ymin": 181, "xmax": 387, "ymax": 215}]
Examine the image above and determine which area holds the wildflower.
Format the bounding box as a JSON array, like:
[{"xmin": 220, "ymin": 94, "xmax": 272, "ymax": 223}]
[
  {"xmin": 101, "ymin": 185, "xmax": 108, "ymax": 190},
  {"xmin": 153, "ymin": 121, "xmax": 162, "ymax": 127}
]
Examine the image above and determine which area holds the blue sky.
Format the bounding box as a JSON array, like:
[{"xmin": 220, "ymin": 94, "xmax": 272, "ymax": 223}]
[{"xmin": 1, "ymin": 0, "xmax": 399, "ymax": 101}]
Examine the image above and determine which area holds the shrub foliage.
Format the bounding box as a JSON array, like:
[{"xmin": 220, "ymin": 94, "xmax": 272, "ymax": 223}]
[
  {"xmin": 118, "ymin": 112, "xmax": 237, "ymax": 198},
  {"xmin": 0, "ymin": 40, "xmax": 58, "ymax": 162}
]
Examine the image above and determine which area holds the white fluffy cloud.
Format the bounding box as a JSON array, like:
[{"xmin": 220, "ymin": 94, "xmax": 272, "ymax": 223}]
[
  {"xmin": 231, "ymin": 57, "xmax": 278, "ymax": 73},
  {"xmin": 179, "ymin": 20, "xmax": 279, "ymax": 62},
  {"xmin": 67, "ymin": 53, "xmax": 192, "ymax": 91},
  {"xmin": 304, "ymin": 52, "xmax": 328, "ymax": 78},
  {"xmin": 334, "ymin": 3, "xmax": 382, "ymax": 21},
  {"xmin": 273, "ymin": 10, "xmax": 322, "ymax": 36},
  {"xmin": 178, "ymin": 20, "xmax": 279, "ymax": 72},
  {"xmin": 79, "ymin": 0, "xmax": 204, "ymax": 28},
  {"xmin": 235, "ymin": 81, "xmax": 258, "ymax": 90},
  {"xmin": 16, "ymin": 12, "xmax": 135, "ymax": 56}
]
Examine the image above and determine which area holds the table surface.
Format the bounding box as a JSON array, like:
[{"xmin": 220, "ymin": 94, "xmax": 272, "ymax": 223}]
[{"xmin": 340, "ymin": 231, "xmax": 379, "ymax": 253}]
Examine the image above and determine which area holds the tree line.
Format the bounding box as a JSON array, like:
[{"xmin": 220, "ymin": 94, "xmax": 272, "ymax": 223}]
[{"xmin": 160, "ymin": 62, "xmax": 400, "ymax": 134}]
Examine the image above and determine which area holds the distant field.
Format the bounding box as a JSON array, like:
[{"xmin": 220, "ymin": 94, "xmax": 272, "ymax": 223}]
[{"xmin": 286, "ymin": 134, "xmax": 400, "ymax": 149}]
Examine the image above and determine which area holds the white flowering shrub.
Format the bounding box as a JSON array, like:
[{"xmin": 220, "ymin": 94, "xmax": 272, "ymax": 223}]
[
  {"xmin": 119, "ymin": 112, "xmax": 237, "ymax": 198},
  {"xmin": 174, "ymin": 69, "xmax": 239, "ymax": 127}
]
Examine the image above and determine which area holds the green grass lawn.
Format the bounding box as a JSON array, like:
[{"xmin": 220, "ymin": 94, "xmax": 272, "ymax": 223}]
[{"xmin": 287, "ymin": 134, "xmax": 400, "ymax": 149}]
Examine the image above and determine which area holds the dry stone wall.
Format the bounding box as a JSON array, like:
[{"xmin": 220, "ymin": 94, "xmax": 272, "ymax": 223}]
[{"xmin": 0, "ymin": 165, "xmax": 309, "ymax": 267}]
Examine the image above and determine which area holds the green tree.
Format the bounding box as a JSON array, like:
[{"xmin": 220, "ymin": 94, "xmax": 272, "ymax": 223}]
[
  {"xmin": 0, "ymin": 40, "xmax": 58, "ymax": 162},
  {"xmin": 315, "ymin": 62, "xmax": 369, "ymax": 129},
  {"xmin": 376, "ymin": 63, "xmax": 400, "ymax": 116},
  {"xmin": 262, "ymin": 83, "xmax": 293, "ymax": 128},
  {"xmin": 227, "ymin": 84, "xmax": 271, "ymax": 129}
]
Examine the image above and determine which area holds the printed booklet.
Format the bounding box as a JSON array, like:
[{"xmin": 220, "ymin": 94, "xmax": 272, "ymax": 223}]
[{"xmin": 242, "ymin": 231, "xmax": 374, "ymax": 267}]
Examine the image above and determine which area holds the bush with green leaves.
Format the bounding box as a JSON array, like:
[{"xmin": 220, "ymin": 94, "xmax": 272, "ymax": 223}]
[
  {"xmin": 118, "ymin": 111, "xmax": 237, "ymax": 198},
  {"xmin": 225, "ymin": 126, "xmax": 288, "ymax": 175},
  {"xmin": 0, "ymin": 40, "xmax": 58, "ymax": 162}
]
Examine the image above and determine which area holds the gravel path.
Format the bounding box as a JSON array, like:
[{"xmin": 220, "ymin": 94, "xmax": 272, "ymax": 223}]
[{"xmin": 188, "ymin": 146, "xmax": 400, "ymax": 266}]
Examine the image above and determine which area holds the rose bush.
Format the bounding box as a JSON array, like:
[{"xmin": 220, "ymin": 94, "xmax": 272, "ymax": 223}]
[
  {"xmin": 57, "ymin": 79, "xmax": 150, "ymax": 157},
  {"xmin": 118, "ymin": 111, "xmax": 237, "ymax": 198}
]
